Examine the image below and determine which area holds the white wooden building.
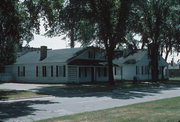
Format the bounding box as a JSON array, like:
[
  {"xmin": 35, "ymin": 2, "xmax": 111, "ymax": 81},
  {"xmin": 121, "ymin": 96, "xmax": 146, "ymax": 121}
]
[
  {"xmin": 10, "ymin": 46, "xmax": 108, "ymax": 83},
  {"xmin": 113, "ymin": 50, "xmax": 168, "ymax": 81}
]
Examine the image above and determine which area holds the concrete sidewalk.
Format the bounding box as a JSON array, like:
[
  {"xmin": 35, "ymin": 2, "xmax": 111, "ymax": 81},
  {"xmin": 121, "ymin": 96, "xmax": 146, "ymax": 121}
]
[
  {"xmin": 0, "ymin": 83, "xmax": 49, "ymax": 91},
  {"xmin": 0, "ymin": 86, "xmax": 180, "ymax": 122}
]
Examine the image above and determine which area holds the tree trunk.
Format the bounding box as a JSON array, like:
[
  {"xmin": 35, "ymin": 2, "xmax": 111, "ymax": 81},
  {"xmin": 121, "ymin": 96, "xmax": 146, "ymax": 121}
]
[
  {"xmin": 151, "ymin": 50, "xmax": 159, "ymax": 81},
  {"xmin": 165, "ymin": 50, "xmax": 170, "ymax": 62},
  {"xmin": 149, "ymin": 43, "xmax": 159, "ymax": 81},
  {"xmin": 107, "ymin": 50, "xmax": 115, "ymax": 85},
  {"xmin": 70, "ymin": 27, "xmax": 75, "ymax": 48},
  {"xmin": 141, "ymin": 42, "xmax": 145, "ymax": 49}
]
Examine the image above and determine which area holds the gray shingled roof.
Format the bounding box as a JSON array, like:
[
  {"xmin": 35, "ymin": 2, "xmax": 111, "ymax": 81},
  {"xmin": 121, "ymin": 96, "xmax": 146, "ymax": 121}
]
[
  {"xmin": 113, "ymin": 50, "xmax": 147, "ymax": 65},
  {"xmin": 15, "ymin": 48, "xmax": 84, "ymax": 64}
]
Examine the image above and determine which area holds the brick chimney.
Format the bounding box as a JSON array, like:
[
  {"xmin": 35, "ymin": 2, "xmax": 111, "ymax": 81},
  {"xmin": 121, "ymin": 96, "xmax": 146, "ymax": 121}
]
[{"xmin": 40, "ymin": 46, "xmax": 47, "ymax": 61}]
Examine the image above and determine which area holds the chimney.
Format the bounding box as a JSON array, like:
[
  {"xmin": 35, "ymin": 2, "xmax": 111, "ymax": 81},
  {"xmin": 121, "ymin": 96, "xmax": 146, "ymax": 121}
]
[{"xmin": 40, "ymin": 46, "xmax": 47, "ymax": 61}]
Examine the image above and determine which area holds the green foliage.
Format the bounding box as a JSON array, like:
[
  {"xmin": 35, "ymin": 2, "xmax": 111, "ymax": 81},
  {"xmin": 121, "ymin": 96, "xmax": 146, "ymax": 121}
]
[
  {"xmin": 1, "ymin": 0, "xmax": 23, "ymax": 65},
  {"xmin": 128, "ymin": 0, "xmax": 179, "ymax": 52},
  {"xmin": 0, "ymin": 0, "xmax": 35, "ymax": 66}
]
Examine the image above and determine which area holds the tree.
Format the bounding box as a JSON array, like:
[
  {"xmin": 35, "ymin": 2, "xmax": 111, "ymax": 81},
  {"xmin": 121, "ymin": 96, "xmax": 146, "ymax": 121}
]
[
  {"xmin": 161, "ymin": 2, "xmax": 180, "ymax": 61},
  {"xmin": 128, "ymin": 0, "xmax": 179, "ymax": 81},
  {"xmin": 0, "ymin": 0, "xmax": 34, "ymax": 66}
]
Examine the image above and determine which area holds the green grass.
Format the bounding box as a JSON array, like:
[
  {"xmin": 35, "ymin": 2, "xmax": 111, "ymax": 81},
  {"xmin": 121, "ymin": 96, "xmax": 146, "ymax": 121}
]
[
  {"xmin": 169, "ymin": 77, "xmax": 180, "ymax": 81},
  {"xmin": 0, "ymin": 89, "xmax": 47, "ymax": 100},
  {"xmin": 38, "ymin": 97, "xmax": 180, "ymax": 122},
  {"xmin": 163, "ymin": 77, "xmax": 180, "ymax": 86}
]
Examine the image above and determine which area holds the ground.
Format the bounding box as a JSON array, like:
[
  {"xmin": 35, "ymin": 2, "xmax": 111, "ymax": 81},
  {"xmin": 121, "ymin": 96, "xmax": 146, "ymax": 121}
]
[
  {"xmin": 0, "ymin": 81, "xmax": 180, "ymax": 122},
  {"xmin": 39, "ymin": 97, "xmax": 180, "ymax": 122}
]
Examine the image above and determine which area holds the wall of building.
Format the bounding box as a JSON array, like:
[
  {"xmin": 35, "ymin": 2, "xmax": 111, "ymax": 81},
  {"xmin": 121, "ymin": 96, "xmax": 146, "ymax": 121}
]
[
  {"xmin": 169, "ymin": 69, "xmax": 180, "ymax": 77},
  {"xmin": 114, "ymin": 54, "xmax": 168, "ymax": 81},
  {"xmin": 0, "ymin": 65, "xmax": 13, "ymax": 82},
  {"xmin": 13, "ymin": 63, "xmax": 68, "ymax": 83},
  {"xmin": 122, "ymin": 65, "xmax": 136, "ymax": 80},
  {"xmin": 0, "ymin": 73, "xmax": 13, "ymax": 82}
]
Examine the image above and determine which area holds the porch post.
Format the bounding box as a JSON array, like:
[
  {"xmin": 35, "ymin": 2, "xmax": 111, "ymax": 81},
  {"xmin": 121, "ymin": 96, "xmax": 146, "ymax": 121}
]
[{"xmin": 94, "ymin": 66, "xmax": 96, "ymax": 82}]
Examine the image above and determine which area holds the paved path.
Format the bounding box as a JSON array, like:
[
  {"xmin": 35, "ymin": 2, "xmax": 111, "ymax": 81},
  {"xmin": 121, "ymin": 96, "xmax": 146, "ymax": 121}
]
[
  {"xmin": 0, "ymin": 83, "xmax": 48, "ymax": 91},
  {"xmin": 0, "ymin": 83, "xmax": 180, "ymax": 122}
]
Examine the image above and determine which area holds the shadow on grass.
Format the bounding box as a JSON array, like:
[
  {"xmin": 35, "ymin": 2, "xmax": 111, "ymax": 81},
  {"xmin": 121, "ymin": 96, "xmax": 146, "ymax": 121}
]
[
  {"xmin": 0, "ymin": 90, "xmax": 45, "ymax": 101},
  {"xmin": 33, "ymin": 81, "xmax": 180, "ymax": 99},
  {"xmin": 0, "ymin": 90, "xmax": 20, "ymax": 100},
  {"xmin": 0, "ymin": 100, "xmax": 57, "ymax": 121}
]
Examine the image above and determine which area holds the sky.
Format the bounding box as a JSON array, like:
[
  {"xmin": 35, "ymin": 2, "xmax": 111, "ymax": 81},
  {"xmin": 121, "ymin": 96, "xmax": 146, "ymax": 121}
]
[
  {"xmin": 26, "ymin": 23, "xmax": 81, "ymax": 50},
  {"xmin": 28, "ymin": 34, "xmax": 81, "ymax": 49}
]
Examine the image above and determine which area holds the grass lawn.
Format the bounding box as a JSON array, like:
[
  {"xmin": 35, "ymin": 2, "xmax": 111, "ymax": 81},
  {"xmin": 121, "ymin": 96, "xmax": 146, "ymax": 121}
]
[
  {"xmin": 0, "ymin": 89, "xmax": 47, "ymax": 100},
  {"xmin": 164, "ymin": 77, "xmax": 180, "ymax": 86},
  {"xmin": 38, "ymin": 97, "xmax": 180, "ymax": 122},
  {"xmin": 169, "ymin": 77, "xmax": 180, "ymax": 81}
]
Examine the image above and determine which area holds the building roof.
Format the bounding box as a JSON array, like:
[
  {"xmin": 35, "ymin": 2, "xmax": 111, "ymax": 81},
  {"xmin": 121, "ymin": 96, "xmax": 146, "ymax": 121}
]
[
  {"xmin": 17, "ymin": 46, "xmax": 52, "ymax": 57},
  {"xmin": 113, "ymin": 50, "xmax": 147, "ymax": 65},
  {"xmin": 15, "ymin": 48, "xmax": 84, "ymax": 64}
]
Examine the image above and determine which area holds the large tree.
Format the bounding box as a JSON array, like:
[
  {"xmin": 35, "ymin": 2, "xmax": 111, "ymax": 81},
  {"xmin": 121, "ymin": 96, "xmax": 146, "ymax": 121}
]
[
  {"xmin": 160, "ymin": 3, "xmax": 180, "ymax": 61},
  {"xmin": 0, "ymin": 0, "xmax": 35, "ymax": 66},
  {"xmin": 128, "ymin": 0, "xmax": 179, "ymax": 81}
]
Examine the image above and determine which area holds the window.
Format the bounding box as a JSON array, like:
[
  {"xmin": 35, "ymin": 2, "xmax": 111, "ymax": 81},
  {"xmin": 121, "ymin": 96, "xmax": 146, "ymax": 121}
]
[
  {"xmin": 63, "ymin": 65, "xmax": 66, "ymax": 77},
  {"xmin": 56, "ymin": 66, "xmax": 58, "ymax": 77},
  {"xmin": 18, "ymin": 66, "xmax": 20, "ymax": 76},
  {"xmin": 42, "ymin": 66, "xmax": 46, "ymax": 77},
  {"xmin": 36, "ymin": 66, "xmax": 38, "ymax": 77},
  {"xmin": 79, "ymin": 67, "xmax": 81, "ymax": 78},
  {"xmin": 51, "ymin": 66, "xmax": 53, "ymax": 77},
  {"xmin": 136, "ymin": 66, "xmax": 138, "ymax": 75},
  {"xmin": 23, "ymin": 66, "xmax": 25, "ymax": 76}
]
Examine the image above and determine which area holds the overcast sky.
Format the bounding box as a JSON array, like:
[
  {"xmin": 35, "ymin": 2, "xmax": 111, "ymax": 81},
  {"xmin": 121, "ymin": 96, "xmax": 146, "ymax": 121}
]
[{"xmin": 28, "ymin": 34, "xmax": 81, "ymax": 49}]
